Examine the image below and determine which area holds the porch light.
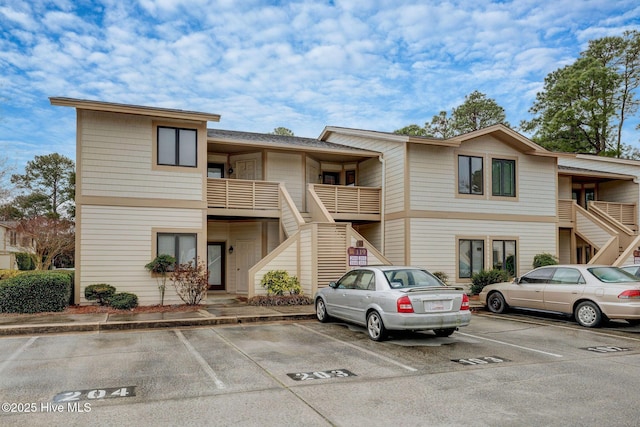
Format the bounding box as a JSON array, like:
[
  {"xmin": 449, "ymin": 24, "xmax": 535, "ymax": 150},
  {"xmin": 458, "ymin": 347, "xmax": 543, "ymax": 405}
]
[
  {"xmin": 228, "ymin": 246, "xmax": 234, "ymax": 254},
  {"xmin": 228, "ymin": 167, "xmax": 234, "ymax": 175}
]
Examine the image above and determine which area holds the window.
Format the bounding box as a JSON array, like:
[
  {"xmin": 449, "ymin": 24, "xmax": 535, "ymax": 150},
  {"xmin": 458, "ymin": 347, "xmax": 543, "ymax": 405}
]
[
  {"xmin": 322, "ymin": 172, "xmax": 340, "ymax": 185},
  {"xmin": 157, "ymin": 126, "xmax": 197, "ymax": 167},
  {"xmin": 493, "ymin": 240, "xmax": 516, "ymax": 276},
  {"xmin": 207, "ymin": 163, "xmax": 225, "ymax": 178},
  {"xmin": 345, "ymin": 170, "xmax": 356, "ymax": 186},
  {"xmin": 157, "ymin": 233, "xmax": 197, "ymax": 265},
  {"xmin": 520, "ymin": 267, "xmax": 555, "ymax": 284},
  {"xmin": 459, "ymin": 239, "xmax": 484, "ymax": 278},
  {"xmin": 551, "ymin": 268, "xmax": 585, "ymax": 284},
  {"xmin": 458, "ymin": 155, "xmax": 483, "ymax": 195},
  {"xmin": 492, "ymin": 159, "xmax": 515, "ymax": 197}
]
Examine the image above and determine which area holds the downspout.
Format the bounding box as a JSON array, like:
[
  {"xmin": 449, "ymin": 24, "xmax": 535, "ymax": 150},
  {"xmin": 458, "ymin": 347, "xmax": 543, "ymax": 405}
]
[{"xmin": 379, "ymin": 155, "xmax": 385, "ymax": 254}]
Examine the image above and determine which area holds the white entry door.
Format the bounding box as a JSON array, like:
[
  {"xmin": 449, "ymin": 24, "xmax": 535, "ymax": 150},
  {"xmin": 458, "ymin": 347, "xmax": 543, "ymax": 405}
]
[
  {"xmin": 235, "ymin": 239, "xmax": 257, "ymax": 293},
  {"xmin": 236, "ymin": 160, "xmax": 256, "ymax": 180}
]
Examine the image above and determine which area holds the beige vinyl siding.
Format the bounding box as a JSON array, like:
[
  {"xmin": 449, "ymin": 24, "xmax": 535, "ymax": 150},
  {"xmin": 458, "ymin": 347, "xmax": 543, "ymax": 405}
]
[
  {"xmin": 80, "ymin": 205, "xmax": 204, "ymax": 305},
  {"xmin": 559, "ymin": 229, "xmax": 572, "ymax": 264},
  {"xmin": 575, "ymin": 209, "xmax": 614, "ymax": 247},
  {"xmin": 299, "ymin": 227, "xmax": 313, "ymax": 293},
  {"xmin": 253, "ymin": 240, "xmax": 299, "ymax": 296},
  {"xmin": 267, "ymin": 152, "xmax": 304, "ymax": 211},
  {"xmin": 599, "ymin": 180, "xmax": 638, "ymax": 204},
  {"xmin": 354, "ymin": 223, "xmax": 382, "ymax": 250},
  {"xmin": 325, "ymin": 134, "xmax": 405, "ymax": 213},
  {"xmin": 558, "ymin": 176, "xmax": 572, "ymax": 199},
  {"xmin": 408, "ymin": 218, "xmax": 556, "ymax": 284},
  {"xmin": 358, "ymin": 157, "xmax": 381, "ymax": 187},
  {"xmin": 384, "ymin": 219, "xmax": 406, "ymax": 265},
  {"xmin": 409, "ymin": 137, "xmax": 556, "ymax": 216},
  {"xmin": 79, "ymin": 110, "xmax": 203, "ymax": 201}
]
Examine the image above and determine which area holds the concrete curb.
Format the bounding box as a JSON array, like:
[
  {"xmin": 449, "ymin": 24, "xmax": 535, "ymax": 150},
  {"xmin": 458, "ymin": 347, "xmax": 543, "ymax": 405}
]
[{"xmin": 0, "ymin": 312, "xmax": 318, "ymax": 336}]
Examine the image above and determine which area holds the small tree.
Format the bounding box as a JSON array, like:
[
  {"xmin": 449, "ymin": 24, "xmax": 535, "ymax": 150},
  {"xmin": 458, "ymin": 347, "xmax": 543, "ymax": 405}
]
[
  {"xmin": 170, "ymin": 258, "xmax": 208, "ymax": 305},
  {"xmin": 16, "ymin": 216, "xmax": 75, "ymax": 270},
  {"xmin": 145, "ymin": 254, "xmax": 176, "ymax": 306}
]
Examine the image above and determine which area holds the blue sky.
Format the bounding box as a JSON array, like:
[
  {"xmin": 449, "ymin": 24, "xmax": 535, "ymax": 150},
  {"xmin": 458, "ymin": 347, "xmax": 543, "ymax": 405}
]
[{"xmin": 1, "ymin": 0, "xmax": 639, "ymax": 181}]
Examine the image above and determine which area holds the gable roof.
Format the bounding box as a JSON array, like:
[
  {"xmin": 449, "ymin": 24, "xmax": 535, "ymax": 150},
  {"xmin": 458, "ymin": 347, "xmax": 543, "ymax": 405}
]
[
  {"xmin": 50, "ymin": 97, "xmax": 221, "ymax": 122},
  {"xmin": 320, "ymin": 124, "xmax": 555, "ymax": 156},
  {"xmin": 208, "ymin": 129, "xmax": 380, "ymax": 159}
]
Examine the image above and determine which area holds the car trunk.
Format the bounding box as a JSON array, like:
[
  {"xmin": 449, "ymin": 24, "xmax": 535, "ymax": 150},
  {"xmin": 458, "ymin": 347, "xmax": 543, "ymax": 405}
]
[{"xmin": 404, "ymin": 287, "xmax": 464, "ymax": 314}]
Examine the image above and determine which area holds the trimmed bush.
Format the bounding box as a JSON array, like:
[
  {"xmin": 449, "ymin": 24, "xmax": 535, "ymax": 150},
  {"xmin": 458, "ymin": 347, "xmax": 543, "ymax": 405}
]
[
  {"xmin": 469, "ymin": 269, "xmax": 511, "ymax": 295},
  {"xmin": 260, "ymin": 270, "xmax": 302, "ymax": 296},
  {"xmin": 109, "ymin": 292, "xmax": 139, "ymax": 310},
  {"xmin": 0, "ymin": 271, "xmax": 73, "ymax": 313},
  {"xmin": 85, "ymin": 284, "xmax": 116, "ymax": 306},
  {"xmin": 533, "ymin": 253, "xmax": 559, "ymax": 269},
  {"xmin": 15, "ymin": 252, "xmax": 35, "ymax": 271}
]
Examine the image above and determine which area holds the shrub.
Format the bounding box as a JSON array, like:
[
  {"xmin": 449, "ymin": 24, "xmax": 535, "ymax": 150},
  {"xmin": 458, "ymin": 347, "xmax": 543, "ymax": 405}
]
[
  {"xmin": 0, "ymin": 269, "xmax": 22, "ymax": 280},
  {"xmin": 170, "ymin": 258, "xmax": 208, "ymax": 305},
  {"xmin": 109, "ymin": 292, "xmax": 139, "ymax": 310},
  {"xmin": 469, "ymin": 269, "xmax": 511, "ymax": 295},
  {"xmin": 0, "ymin": 271, "xmax": 73, "ymax": 313},
  {"xmin": 260, "ymin": 270, "xmax": 301, "ymax": 296},
  {"xmin": 533, "ymin": 253, "xmax": 559, "ymax": 269},
  {"xmin": 145, "ymin": 254, "xmax": 176, "ymax": 306},
  {"xmin": 432, "ymin": 271, "xmax": 449, "ymax": 284},
  {"xmin": 85, "ymin": 284, "xmax": 116, "ymax": 306},
  {"xmin": 15, "ymin": 252, "xmax": 35, "ymax": 270}
]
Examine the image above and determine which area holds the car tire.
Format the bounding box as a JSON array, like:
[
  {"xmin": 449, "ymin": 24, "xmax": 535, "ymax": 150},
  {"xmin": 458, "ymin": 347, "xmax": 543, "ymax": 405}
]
[
  {"xmin": 433, "ymin": 328, "xmax": 456, "ymax": 337},
  {"xmin": 487, "ymin": 292, "xmax": 508, "ymax": 314},
  {"xmin": 315, "ymin": 298, "xmax": 330, "ymax": 323},
  {"xmin": 627, "ymin": 319, "xmax": 640, "ymax": 326},
  {"xmin": 366, "ymin": 310, "xmax": 388, "ymax": 341},
  {"xmin": 574, "ymin": 301, "xmax": 602, "ymax": 328}
]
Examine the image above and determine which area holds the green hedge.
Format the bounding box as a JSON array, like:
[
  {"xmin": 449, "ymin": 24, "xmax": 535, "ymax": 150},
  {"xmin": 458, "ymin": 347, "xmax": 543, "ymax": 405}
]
[
  {"xmin": 0, "ymin": 271, "xmax": 73, "ymax": 313},
  {"xmin": 109, "ymin": 292, "xmax": 139, "ymax": 310}
]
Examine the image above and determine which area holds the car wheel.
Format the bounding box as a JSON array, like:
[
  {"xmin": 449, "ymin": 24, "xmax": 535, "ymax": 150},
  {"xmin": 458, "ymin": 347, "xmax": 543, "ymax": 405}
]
[
  {"xmin": 315, "ymin": 298, "xmax": 330, "ymax": 323},
  {"xmin": 366, "ymin": 311, "xmax": 388, "ymax": 341},
  {"xmin": 487, "ymin": 292, "xmax": 508, "ymax": 314},
  {"xmin": 574, "ymin": 301, "xmax": 602, "ymax": 328},
  {"xmin": 433, "ymin": 328, "xmax": 456, "ymax": 337}
]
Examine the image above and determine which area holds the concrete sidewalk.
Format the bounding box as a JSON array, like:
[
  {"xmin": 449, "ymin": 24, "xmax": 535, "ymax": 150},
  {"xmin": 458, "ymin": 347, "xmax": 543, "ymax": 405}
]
[{"xmin": 0, "ymin": 296, "xmax": 484, "ymax": 336}]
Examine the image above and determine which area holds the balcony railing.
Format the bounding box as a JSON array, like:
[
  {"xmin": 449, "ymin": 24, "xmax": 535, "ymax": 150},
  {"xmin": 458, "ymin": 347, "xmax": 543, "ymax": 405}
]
[
  {"xmin": 558, "ymin": 199, "xmax": 575, "ymax": 224},
  {"xmin": 207, "ymin": 178, "xmax": 279, "ymax": 210},
  {"xmin": 589, "ymin": 201, "xmax": 636, "ymax": 229},
  {"xmin": 311, "ymin": 184, "xmax": 381, "ymax": 215}
]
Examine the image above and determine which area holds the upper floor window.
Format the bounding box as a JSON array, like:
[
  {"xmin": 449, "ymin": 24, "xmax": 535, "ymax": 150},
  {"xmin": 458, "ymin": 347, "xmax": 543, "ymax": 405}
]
[
  {"xmin": 207, "ymin": 163, "xmax": 225, "ymax": 178},
  {"xmin": 458, "ymin": 155, "xmax": 483, "ymax": 195},
  {"xmin": 492, "ymin": 159, "xmax": 515, "ymax": 197},
  {"xmin": 157, "ymin": 127, "xmax": 197, "ymax": 167}
]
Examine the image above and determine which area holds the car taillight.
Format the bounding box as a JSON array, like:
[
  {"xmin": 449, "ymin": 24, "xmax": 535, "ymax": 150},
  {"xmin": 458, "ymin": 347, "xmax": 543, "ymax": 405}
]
[
  {"xmin": 618, "ymin": 290, "xmax": 640, "ymax": 299},
  {"xmin": 397, "ymin": 295, "xmax": 414, "ymax": 313},
  {"xmin": 461, "ymin": 294, "xmax": 470, "ymax": 310}
]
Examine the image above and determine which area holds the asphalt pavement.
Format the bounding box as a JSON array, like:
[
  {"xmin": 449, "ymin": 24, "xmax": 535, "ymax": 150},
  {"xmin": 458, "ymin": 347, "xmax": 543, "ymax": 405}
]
[{"xmin": 0, "ymin": 296, "xmax": 484, "ymax": 336}]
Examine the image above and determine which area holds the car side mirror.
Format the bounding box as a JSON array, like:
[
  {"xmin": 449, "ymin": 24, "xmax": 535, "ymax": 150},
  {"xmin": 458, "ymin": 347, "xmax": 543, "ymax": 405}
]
[
  {"xmin": 513, "ymin": 277, "xmax": 520, "ymax": 284},
  {"xmin": 329, "ymin": 281, "xmax": 338, "ymax": 289}
]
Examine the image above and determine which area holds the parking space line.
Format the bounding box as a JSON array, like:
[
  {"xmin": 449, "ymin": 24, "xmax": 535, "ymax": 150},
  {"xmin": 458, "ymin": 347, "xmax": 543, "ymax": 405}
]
[
  {"xmin": 173, "ymin": 330, "xmax": 226, "ymax": 389},
  {"xmin": 295, "ymin": 324, "xmax": 418, "ymax": 372},
  {"xmin": 458, "ymin": 332, "xmax": 563, "ymax": 358},
  {"xmin": 0, "ymin": 336, "xmax": 38, "ymax": 376}
]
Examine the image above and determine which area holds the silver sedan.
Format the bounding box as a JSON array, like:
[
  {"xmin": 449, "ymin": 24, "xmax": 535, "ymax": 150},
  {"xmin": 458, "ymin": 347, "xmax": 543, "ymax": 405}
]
[
  {"xmin": 314, "ymin": 266, "xmax": 471, "ymax": 341},
  {"xmin": 479, "ymin": 265, "xmax": 640, "ymax": 327}
]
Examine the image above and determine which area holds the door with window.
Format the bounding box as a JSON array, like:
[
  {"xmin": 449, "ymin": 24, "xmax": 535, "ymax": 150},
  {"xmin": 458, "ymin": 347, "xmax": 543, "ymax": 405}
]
[{"xmin": 207, "ymin": 243, "xmax": 225, "ymax": 291}]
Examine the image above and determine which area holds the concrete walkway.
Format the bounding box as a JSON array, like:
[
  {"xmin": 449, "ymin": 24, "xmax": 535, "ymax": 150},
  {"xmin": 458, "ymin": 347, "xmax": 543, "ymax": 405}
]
[{"xmin": 0, "ymin": 296, "xmax": 484, "ymax": 336}]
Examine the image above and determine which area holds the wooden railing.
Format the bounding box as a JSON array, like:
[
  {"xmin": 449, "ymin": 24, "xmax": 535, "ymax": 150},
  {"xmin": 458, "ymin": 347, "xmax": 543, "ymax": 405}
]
[
  {"xmin": 207, "ymin": 178, "xmax": 279, "ymax": 210},
  {"xmin": 311, "ymin": 184, "xmax": 381, "ymax": 214},
  {"xmin": 558, "ymin": 199, "xmax": 575, "ymax": 224},
  {"xmin": 589, "ymin": 201, "xmax": 636, "ymax": 229}
]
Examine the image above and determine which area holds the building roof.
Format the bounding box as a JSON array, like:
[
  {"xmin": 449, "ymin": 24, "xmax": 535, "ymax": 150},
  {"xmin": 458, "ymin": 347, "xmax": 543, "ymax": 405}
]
[
  {"xmin": 50, "ymin": 97, "xmax": 221, "ymax": 122},
  {"xmin": 558, "ymin": 165, "xmax": 636, "ymax": 181},
  {"xmin": 320, "ymin": 124, "xmax": 554, "ymax": 156},
  {"xmin": 208, "ymin": 129, "xmax": 380, "ymax": 158}
]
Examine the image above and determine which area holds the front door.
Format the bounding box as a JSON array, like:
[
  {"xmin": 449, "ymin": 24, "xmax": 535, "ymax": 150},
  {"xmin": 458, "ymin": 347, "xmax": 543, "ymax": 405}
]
[
  {"xmin": 207, "ymin": 243, "xmax": 225, "ymax": 291},
  {"xmin": 235, "ymin": 239, "xmax": 257, "ymax": 294}
]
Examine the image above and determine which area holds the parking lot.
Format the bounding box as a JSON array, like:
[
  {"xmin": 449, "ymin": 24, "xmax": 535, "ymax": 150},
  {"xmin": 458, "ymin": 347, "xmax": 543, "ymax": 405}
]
[{"xmin": 2, "ymin": 312, "xmax": 640, "ymax": 426}]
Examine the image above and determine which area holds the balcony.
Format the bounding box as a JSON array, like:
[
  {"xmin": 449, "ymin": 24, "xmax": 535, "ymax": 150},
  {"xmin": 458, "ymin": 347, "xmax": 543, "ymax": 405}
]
[
  {"xmin": 207, "ymin": 178, "xmax": 280, "ymax": 217},
  {"xmin": 311, "ymin": 184, "xmax": 381, "ymax": 221},
  {"xmin": 558, "ymin": 199, "xmax": 637, "ymax": 231}
]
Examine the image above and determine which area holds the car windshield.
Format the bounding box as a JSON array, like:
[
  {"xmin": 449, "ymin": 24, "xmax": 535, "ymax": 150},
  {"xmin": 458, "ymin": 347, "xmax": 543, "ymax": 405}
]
[
  {"xmin": 588, "ymin": 267, "xmax": 640, "ymax": 283},
  {"xmin": 383, "ymin": 269, "xmax": 444, "ymax": 289}
]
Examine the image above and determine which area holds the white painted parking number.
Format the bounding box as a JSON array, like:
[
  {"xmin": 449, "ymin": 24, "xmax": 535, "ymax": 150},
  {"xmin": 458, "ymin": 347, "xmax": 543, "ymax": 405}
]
[{"xmin": 453, "ymin": 356, "xmax": 509, "ymax": 365}]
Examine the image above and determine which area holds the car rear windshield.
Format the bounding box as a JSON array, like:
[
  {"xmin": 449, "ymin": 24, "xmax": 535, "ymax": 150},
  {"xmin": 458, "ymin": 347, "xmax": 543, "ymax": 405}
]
[
  {"xmin": 383, "ymin": 269, "xmax": 444, "ymax": 288},
  {"xmin": 588, "ymin": 267, "xmax": 640, "ymax": 283}
]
